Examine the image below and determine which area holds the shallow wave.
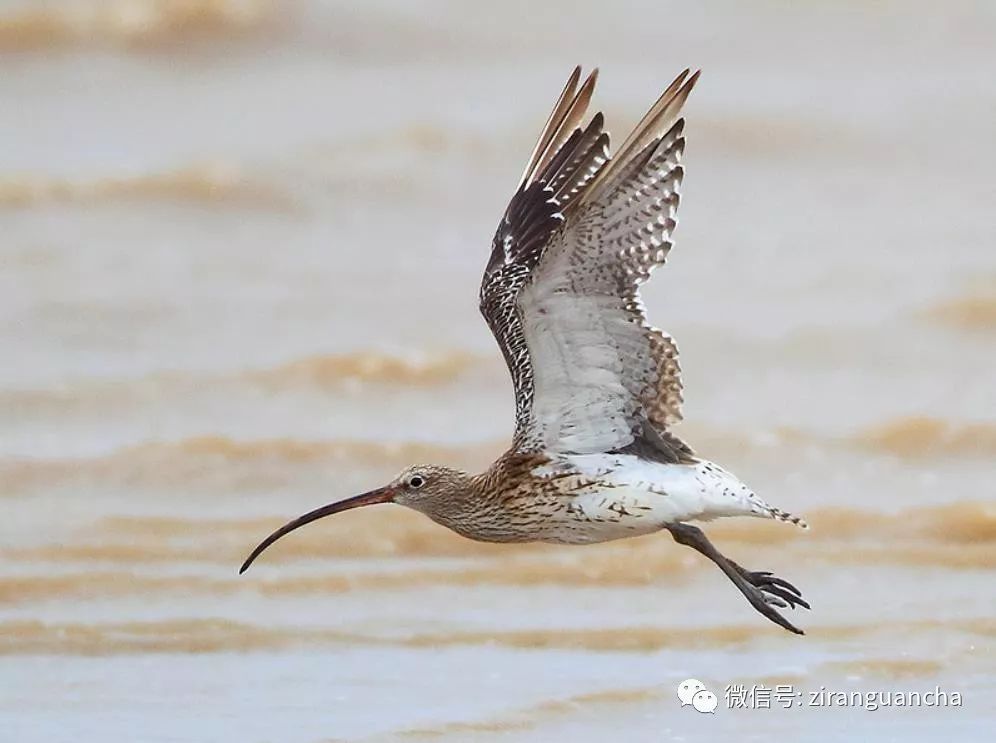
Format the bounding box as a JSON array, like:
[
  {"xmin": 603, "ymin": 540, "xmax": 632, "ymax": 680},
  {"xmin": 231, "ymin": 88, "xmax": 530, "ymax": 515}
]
[
  {"xmin": 0, "ymin": 0, "xmax": 274, "ymax": 52},
  {"xmin": 0, "ymin": 545, "xmax": 695, "ymax": 605},
  {"xmin": 854, "ymin": 416, "xmax": 996, "ymax": 458},
  {"xmin": 925, "ymin": 293, "xmax": 996, "ymax": 332},
  {"xmin": 1, "ymin": 617, "xmax": 991, "ymax": 656},
  {"xmin": 0, "ymin": 618, "xmax": 302, "ymax": 655},
  {"xmin": 0, "ymin": 164, "xmax": 290, "ymax": 209},
  {"xmin": 0, "ymin": 571, "xmax": 229, "ymax": 605},
  {"xmin": 250, "ymin": 351, "xmax": 478, "ymax": 389},
  {"xmin": 0, "ymin": 434, "xmax": 494, "ymax": 493},
  {"xmin": 807, "ymin": 501, "xmax": 996, "ymax": 544},
  {"xmin": 730, "ymin": 417, "xmax": 996, "ymax": 460},
  {"xmin": 394, "ymin": 686, "xmax": 666, "ymax": 739},
  {"xmin": 126, "ymin": 435, "xmax": 469, "ymax": 464},
  {"xmin": 0, "ymin": 351, "xmax": 477, "ymax": 416}
]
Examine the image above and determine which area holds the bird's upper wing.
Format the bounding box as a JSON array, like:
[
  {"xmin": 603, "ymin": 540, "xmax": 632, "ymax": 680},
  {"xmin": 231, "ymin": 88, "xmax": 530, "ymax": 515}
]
[{"xmin": 480, "ymin": 67, "xmax": 698, "ymax": 457}]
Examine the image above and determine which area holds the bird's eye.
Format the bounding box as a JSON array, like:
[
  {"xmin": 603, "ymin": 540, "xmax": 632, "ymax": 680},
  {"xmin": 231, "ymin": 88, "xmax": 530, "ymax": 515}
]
[{"xmin": 408, "ymin": 475, "xmax": 425, "ymax": 489}]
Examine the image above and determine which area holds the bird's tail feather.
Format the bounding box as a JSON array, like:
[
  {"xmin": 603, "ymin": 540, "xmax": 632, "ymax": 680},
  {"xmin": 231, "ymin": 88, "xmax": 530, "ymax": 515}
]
[{"xmin": 769, "ymin": 506, "xmax": 809, "ymax": 530}]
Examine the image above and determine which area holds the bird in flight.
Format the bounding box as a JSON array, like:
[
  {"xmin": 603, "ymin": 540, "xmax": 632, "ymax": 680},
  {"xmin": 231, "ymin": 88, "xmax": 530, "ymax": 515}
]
[{"xmin": 240, "ymin": 67, "xmax": 811, "ymax": 634}]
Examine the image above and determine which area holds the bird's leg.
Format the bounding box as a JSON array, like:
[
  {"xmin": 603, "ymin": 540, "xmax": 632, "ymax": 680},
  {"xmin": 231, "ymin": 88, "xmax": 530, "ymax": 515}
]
[{"xmin": 665, "ymin": 523, "xmax": 809, "ymax": 635}]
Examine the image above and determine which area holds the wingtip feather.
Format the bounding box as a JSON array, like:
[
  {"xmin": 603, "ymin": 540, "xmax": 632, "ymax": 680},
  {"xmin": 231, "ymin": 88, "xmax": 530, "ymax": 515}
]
[
  {"xmin": 531, "ymin": 67, "xmax": 599, "ymax": 179},
  {"xmin": 517, "ymin": 66, "xmax": 583, "ymax": 190},
  {"xmin": 580, "ymin": 67, "xmax": 700, "ymax": 206}
]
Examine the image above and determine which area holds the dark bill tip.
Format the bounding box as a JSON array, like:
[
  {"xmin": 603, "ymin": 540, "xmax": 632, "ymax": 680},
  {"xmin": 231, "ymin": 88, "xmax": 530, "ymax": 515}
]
[{"xmin": 238, "ymin": 487, "xmax": 394, "ymax": 574}]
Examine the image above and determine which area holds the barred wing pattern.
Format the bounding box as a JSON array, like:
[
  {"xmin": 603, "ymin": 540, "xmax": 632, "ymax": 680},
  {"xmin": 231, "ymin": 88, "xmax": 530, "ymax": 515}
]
[{"xmin": 480, "ymin": 68, "xmax": 698, "ymax": 456}]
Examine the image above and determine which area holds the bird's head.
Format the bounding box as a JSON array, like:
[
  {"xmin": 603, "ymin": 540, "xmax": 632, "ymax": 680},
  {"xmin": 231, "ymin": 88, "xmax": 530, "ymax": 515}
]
[{"xmin": 238, "ymin": 464, "xmax": 471, "ymax": 573}]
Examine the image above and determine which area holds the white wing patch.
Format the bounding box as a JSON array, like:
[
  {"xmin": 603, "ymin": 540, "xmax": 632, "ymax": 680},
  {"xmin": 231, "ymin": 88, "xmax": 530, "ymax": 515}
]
[{"xmin": 520, "ymin": 289, "xmax": 639, "ymax": 452}]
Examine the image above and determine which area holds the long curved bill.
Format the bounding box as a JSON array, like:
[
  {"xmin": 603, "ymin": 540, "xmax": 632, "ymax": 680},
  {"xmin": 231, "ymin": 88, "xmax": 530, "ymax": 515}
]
[{"xmin": 239, "ymin": 487, "xmax": 394, "ymax": 574}]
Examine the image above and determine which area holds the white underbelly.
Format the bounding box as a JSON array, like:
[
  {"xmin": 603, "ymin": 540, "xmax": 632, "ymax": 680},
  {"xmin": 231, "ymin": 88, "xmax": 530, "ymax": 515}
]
[
  {"xmin": 535, "ymin": 486, "xmax": 684, "ymax": 544},
  {"xmin": 532, "ymin": 454, "xmax": 778, "ymax": 545}
]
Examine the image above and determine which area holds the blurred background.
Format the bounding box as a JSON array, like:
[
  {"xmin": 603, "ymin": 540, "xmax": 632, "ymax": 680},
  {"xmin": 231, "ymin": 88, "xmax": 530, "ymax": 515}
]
[{"xmin": 1, "ymin": 1, "xmax": 993, "ymax": 740}]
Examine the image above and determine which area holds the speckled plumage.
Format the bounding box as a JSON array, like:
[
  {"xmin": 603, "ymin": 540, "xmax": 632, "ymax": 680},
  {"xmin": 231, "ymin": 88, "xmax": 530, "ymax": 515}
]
[
  {"xmin": 241, "ymin": 67, "xmax": 812, "ymax": 634},
  {"xmin": 481, "ymin": 68, "xmax": 695, "ymax": 455}
]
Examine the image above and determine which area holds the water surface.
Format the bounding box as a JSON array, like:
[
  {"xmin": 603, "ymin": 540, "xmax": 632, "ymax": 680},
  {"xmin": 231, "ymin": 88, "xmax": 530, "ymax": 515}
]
[{"xmin": 1, "ymin": 1, "xmax": 993, "ymax": 740}]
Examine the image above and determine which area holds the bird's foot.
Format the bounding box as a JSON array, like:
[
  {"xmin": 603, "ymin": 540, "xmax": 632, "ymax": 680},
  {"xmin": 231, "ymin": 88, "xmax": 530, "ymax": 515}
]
[
  {"xmin": 728, "ymin": 561, "xmax": 810, "ymax": 634},
  {"xmin": 665, "ymin": 523, "xmax": 810, "ymax": 635},
  {"xmin": 732, "ymin": 563, "xmax": 810, "ymax": 611}
]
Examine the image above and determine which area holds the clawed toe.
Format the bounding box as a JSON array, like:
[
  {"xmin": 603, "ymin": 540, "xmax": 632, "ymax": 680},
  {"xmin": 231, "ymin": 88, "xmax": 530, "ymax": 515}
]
[
  {"xmin": 737, "ymin": 582, "xmax": 804, "ymax": 634},
  {"xmin": 732, "ymin": 563, "xmax": 811, "ymax": 611},
  {"xmin": 751, "ymin": 576, "xmax": 810, "ymax": 610},
  {"xmin": 754, "ymin": 571, "xmax": 805, "ymax": 599}
]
